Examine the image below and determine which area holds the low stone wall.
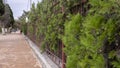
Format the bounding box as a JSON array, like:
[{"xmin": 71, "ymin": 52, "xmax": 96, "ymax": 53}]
[{"xmin": 24, "ymin": 35, "xmax": 59, "ymax": 68}]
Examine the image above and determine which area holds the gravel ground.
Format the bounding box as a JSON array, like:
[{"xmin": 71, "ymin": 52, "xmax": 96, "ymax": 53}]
[{"xmin": 0, "ymin": 34, "xmax": 41, "ymax": 68}]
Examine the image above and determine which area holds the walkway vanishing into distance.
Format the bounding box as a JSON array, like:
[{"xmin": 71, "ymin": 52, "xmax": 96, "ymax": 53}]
[{"xmin": 0, "ymin": 33, "xmax": 41, "ymax": 68}]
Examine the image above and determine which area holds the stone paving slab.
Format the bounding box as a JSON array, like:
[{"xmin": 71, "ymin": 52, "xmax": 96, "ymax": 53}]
[{"xmin": 0, "ymin": 34, "xmax": 41, "ymax": 68}]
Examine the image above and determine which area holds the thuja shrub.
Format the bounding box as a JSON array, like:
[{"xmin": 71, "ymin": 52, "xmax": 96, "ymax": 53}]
[{"xmin": 63, "ymin": 0, "xmax": 120, "ymax": 68}]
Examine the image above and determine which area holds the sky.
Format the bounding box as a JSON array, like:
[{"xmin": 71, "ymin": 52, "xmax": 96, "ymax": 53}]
[{"xmin": 7, "ymin": 0, "xmax": 42, "ymax": 20}]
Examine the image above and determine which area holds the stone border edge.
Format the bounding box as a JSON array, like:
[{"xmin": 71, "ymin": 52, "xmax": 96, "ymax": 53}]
[{"xmin": 24, "ymin": 35, "xmax": 59, "ymax": 68}]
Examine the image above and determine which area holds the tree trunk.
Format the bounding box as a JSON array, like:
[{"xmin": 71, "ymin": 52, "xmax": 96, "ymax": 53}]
[{"xmin": 2, "ymin": 27, "xmax": 5, "ymax": 35}]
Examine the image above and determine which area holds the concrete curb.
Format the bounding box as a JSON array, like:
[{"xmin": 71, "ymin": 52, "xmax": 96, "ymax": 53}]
[{"xmin": 24, "ymin": 35, "xmax": 59, "ymax": 68}]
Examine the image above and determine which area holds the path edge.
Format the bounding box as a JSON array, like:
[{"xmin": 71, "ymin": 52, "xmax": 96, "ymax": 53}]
[{"xmin": 23, "ymin": 35, "xmax": 59, "ymax": 68}]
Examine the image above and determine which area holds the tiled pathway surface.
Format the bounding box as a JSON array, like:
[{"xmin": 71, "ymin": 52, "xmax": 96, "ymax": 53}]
[{"xmin": 0, "ymin": 34, "xmax": 41, "ymax": 68}]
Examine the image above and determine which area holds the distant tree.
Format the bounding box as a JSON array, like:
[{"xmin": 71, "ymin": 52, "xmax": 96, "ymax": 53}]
[
  {"xmin": 18, "ymin": 10, "xmax": 29, "ymax": 34},
  {"xmin": 0, "ymin": 4, "xmax": 14, "ymax": 28},
  {"xmin": 0, "ymin": 0, "xmax": 5, "ymax": 16}
]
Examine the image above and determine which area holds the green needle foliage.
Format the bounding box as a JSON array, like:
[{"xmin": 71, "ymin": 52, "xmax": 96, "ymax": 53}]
[
  {"xmin": 63, "ymin": 0, "xmax": 120, "ymax": 68},
  {"xmin": 19, "ymin": 0, "xmax": 120, "ymax": 68}
]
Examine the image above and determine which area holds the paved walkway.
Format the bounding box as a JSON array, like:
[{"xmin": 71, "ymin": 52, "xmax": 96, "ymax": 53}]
[{"xmin": 0, "ymin": 33, "xmax": 41, "ymax": 68}]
